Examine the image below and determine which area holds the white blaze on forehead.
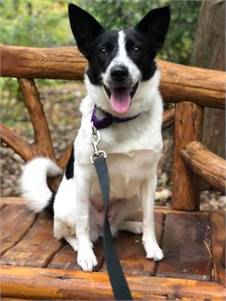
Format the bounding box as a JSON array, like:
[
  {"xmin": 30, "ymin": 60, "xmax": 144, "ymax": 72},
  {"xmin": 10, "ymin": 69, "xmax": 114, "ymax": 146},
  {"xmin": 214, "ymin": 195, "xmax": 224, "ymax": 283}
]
[
  {"xmin": 102, "ymin": 30, "xmax": 141, "ymax": 86},
  {"xmin": 117, "ymin": 31, "xmax": 130, "ymax": 63}
]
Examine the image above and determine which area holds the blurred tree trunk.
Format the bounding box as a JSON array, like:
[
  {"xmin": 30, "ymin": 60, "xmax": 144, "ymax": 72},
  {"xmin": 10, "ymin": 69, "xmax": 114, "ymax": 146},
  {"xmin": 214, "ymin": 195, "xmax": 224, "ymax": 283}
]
[{"xmin": 191, "ymin": 0, "xmax": 225, "ymax": 161}]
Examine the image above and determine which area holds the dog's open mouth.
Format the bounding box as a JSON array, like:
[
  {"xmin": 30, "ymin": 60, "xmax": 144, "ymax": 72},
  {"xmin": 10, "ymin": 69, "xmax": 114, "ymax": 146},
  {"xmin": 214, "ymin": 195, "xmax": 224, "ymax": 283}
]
[{"xmin": 104, "ymin": 83, "xmax": 138, "ymax": 114}]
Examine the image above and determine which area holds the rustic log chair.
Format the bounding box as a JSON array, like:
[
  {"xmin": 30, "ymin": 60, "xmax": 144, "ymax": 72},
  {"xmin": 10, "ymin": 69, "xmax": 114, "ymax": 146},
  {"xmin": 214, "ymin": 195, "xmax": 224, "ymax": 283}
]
[{"xmin": 0, "ymin": 45, "xmax": 225, "ymax": 301}]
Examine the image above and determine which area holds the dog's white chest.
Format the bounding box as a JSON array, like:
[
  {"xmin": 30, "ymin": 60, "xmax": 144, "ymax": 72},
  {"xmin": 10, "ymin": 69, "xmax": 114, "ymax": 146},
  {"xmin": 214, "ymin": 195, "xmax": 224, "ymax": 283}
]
[{"xmin": 90, "ymin": 149, "xmax": 158, "ymax": 205}]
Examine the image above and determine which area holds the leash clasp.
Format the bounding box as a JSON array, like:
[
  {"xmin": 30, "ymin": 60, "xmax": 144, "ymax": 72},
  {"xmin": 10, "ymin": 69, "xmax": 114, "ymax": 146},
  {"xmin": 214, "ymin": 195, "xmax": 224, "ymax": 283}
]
[{"xmin": 90, "ymin": 124, "xmax": 107, "ymax": 164}]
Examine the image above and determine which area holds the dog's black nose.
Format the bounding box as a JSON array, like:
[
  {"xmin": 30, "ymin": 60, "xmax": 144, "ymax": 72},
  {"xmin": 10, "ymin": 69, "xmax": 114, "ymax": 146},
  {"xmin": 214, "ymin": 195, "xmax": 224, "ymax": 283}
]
[{"xmin": 111, "ymin": 65, "xmax": 129, "ymax": 82}]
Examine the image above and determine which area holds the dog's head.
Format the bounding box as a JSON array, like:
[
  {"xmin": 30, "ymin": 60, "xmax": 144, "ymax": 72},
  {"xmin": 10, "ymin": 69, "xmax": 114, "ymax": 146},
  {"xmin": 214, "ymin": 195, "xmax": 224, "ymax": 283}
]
[{"xmin": 68, "ymin": 3, "xmax": 170, "ymax": 115}]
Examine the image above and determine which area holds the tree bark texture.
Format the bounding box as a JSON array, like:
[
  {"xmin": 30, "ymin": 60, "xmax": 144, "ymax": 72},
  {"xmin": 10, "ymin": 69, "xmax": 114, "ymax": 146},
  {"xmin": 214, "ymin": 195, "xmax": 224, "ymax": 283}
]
[
  {"xmin": 181, "ymin": 141, "xmax": 226, "ymax": 194},
  {"xmin": 191, "ymin": 0, "xmax": 225, "ymax": 160},
  {"xmin": 172, "ymin": 102, "xmax": 203, "ymax": 211}
]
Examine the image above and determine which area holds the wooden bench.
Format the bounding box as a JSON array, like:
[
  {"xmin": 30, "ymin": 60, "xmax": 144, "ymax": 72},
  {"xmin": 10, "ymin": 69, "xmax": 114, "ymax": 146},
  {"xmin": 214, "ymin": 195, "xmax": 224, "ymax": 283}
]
[{"xmin": 0, "ymin": 45, "xmax": 226, "ymax": 300}]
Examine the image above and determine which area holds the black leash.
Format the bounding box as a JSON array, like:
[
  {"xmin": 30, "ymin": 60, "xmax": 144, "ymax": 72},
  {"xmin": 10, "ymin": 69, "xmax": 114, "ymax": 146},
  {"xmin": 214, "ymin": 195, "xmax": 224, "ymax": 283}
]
[
  {"xmin": 94, "ymin": 156, "xmax": 133, "ymax": 300},
  {"xmin": 91, "ymin": 125, "xmax": 133, "ymax": 300}
]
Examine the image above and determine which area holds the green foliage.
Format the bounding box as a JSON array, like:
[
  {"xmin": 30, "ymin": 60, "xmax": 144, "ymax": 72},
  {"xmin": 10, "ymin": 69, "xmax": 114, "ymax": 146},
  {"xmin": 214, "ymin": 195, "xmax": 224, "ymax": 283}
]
[
  {"xmin": 0, "ymin": 0, "xmax": 200, "ymax": 62},
  {"xmin": 81, "ymin": 0, "xmax": 169, "ymax": 31},
  {"xmin": 0, "ymin": 0, "xmax": 74, "ymax": 47},
  {"xmin": 164, "ymin": 1, "xmax": 200, "ymax": 64},
  {"xmin": 81, "ymin": 0, "xmax": 200, "ymax": 64}
]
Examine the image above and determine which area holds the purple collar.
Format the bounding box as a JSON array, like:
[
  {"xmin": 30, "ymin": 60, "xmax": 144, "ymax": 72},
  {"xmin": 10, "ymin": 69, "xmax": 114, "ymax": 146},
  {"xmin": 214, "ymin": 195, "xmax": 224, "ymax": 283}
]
[{"xmin": 91, "ymin": 106, "xmax": 141, "ymax": 130}]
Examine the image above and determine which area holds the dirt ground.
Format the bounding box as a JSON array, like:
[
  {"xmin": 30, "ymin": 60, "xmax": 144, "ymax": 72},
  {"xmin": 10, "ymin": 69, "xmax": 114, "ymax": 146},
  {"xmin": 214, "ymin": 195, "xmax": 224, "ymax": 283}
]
[{"xmin": 1, "ymin": 81, "xmax": 225, "ymax": 211}]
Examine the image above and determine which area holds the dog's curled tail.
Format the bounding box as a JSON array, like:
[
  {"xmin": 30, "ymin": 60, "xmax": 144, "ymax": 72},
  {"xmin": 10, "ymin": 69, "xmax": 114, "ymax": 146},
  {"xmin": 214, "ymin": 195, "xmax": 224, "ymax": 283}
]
[{"xmin": 21, "ymin": 157, "xmax": 62, "ymax": 213}]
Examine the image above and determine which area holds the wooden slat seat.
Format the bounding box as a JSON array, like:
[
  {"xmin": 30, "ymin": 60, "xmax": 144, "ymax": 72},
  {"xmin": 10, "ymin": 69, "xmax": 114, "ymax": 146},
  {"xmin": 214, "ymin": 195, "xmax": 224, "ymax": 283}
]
[{"xmin": 0, "ymin": 197, "xmax": 225, "ymax": 300}]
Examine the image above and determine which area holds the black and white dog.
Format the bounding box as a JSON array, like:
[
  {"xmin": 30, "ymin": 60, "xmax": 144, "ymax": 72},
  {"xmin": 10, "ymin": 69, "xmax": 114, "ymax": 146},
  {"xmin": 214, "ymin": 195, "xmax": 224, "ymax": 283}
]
[{"xmin": 21, "ymin": 3, "xmax": 170, "ymax": 272}]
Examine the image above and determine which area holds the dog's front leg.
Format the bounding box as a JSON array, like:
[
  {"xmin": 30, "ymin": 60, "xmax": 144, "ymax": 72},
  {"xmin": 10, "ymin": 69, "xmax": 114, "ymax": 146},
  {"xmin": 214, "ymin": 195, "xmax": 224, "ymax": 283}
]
[
  {"xmin": 141, "ymin": 175, "xmax": 164, "ymax": 261},
  {"xmin": 75, "ymin": 174, "xmax": 97, "ymax": 272}
]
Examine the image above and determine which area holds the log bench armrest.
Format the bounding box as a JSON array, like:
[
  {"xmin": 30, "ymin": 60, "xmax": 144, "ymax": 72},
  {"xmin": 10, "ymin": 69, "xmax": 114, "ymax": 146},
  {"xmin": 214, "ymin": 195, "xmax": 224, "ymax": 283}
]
[{"xmin": 181, "ymin": 141, "xmax": 226, "ymax": 193}]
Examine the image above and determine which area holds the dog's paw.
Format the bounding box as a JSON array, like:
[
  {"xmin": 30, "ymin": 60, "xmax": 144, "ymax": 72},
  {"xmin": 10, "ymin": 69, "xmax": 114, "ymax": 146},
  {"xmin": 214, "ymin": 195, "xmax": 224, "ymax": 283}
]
[
  {"xmin": 77, "ymin": 247, "xmax": 97, "ymax": 272},
  {"xmin": 144, "ymin": 242, "xmax": 164, "ymax": 261}
]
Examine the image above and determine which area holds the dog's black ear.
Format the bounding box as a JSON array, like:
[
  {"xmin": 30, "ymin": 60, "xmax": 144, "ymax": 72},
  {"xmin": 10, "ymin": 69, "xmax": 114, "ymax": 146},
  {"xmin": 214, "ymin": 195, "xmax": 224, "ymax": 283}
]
[
  {"xmin": 135, "ymin": 6, "xmax": 170, "ymax": 53},
  {"xmin": 68, "ymin": 3, "xmax": 104, "ymax": 57}
]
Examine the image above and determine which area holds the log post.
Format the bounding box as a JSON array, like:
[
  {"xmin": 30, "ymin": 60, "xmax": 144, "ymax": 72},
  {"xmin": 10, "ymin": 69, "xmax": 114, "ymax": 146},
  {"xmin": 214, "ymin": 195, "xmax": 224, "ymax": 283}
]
[
  {"xmin": 162, "ymin": 107, "xmax": 175, "ymax": 130},
  {"xmin": 0, "ymin": 124, "xmax": 33, "ymax": 161},
  {"xmin": 222, "ymin": 240, "xmax": 226, "ymax": 268},
  {"xmin": 172, "ymin": 102, "xmax": 203, "ymax": 211},
  {"xmin": 18, "ymin": 78, "xmax": 55, "ymax": 160}
]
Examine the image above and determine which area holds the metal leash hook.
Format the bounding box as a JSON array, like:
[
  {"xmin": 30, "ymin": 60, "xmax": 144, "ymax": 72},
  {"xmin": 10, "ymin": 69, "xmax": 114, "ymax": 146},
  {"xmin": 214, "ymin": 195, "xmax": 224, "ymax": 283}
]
[{"xmin": 90, "ymin": 123, "xmax": 107, "ymax": 164}]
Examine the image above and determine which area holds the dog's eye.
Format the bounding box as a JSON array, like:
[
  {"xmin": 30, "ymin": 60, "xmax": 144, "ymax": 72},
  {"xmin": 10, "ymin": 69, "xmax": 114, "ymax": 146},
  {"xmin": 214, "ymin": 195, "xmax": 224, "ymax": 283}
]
[
  {"xmin": 99, "ymin": 47, "xmax": 109, "ymax": 56},
  {"xmin": 131, "ymin": 46, "xmax": 141, "ymax": 56}
]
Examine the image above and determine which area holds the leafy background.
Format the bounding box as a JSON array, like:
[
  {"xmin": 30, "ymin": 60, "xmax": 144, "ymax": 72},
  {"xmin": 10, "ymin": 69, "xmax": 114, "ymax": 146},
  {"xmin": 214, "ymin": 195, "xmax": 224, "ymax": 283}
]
[{"xmin": 0, "ymin": 0, "xmax": 200, "ymax": 63}]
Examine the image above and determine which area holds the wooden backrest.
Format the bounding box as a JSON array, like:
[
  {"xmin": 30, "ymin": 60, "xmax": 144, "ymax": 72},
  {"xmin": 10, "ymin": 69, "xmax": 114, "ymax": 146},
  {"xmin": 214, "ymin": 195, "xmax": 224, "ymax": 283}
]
[{"xmin": 1, "ymin": 45, "xmax": 226, "ymax": 210}]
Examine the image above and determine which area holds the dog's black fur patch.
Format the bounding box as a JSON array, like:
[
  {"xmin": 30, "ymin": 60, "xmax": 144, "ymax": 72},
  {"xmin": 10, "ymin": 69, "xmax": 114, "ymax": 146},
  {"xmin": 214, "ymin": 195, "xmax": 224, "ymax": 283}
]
[
  {"xmin": 124, "ymin": 29, "xmax": 157, "ymax": 80},
  {"xmin": 45, "ymin": 192, "xmax": 56, "ymax": 216},
  {"xmin": 65, "ymin": 146, "xmax": 74, "ymax": 179},
  {"xmin": 86, "ymin": 31, "xmax": 119, "ymax": 85},
  {"xmin": 45, "ymin": 147, "xmax": 74, "ymax": 215}
]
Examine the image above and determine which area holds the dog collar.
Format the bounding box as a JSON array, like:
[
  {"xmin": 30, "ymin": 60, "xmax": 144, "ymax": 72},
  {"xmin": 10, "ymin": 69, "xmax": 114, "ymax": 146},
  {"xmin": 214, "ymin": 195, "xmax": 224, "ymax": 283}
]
[{"xmin": 91, "ymin": 105, "xmax": 141, "ymax": 130}]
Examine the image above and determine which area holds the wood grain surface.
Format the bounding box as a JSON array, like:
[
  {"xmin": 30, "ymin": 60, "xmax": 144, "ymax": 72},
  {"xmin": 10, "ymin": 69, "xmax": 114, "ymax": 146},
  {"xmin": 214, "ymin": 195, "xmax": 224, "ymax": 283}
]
[
  {"xmin": 172, "ymin": 102, "xmax": 203, "ymax": 210},
  {"xmin": 211, "ymin": 212, "xmax": 226, "ymax": 287},
  {"xmin": 0, "ymin": 213, "xmax": 62, "ymax": 267},
  {"xmin": 182, "ymin": 141, "xmax": 226, "ymax": 193},
  {"xmin": 0, "ymin": 199, "xmax": 225, "ymax": 300},
  {"xmin": 157, "ymin": 212, "xmax": 212, "ymax": 281},
  {"xmin": 1, "ymin": 265, "xmax": 226, "ymax": 300},
  {"xmin": 0, "ymin": 205, "xmax": 36, "ymax": 256}
]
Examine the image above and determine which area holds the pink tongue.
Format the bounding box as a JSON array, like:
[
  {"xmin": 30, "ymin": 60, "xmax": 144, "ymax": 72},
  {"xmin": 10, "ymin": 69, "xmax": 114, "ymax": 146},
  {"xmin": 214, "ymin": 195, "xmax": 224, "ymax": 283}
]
[{"xmin": 110, "ymin": 88, "xmax": 131, "ymax": 114}]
